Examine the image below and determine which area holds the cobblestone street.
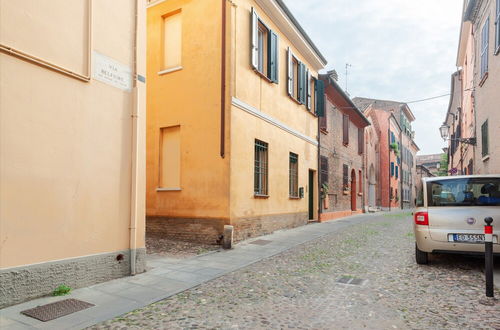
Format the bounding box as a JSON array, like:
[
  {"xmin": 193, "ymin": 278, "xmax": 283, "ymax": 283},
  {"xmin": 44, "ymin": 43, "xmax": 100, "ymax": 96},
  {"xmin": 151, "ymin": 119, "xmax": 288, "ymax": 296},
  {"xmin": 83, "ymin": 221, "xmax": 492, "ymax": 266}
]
[{"xmin": 92, "ymin": 213, "xmax": 500, "ymax": 330}]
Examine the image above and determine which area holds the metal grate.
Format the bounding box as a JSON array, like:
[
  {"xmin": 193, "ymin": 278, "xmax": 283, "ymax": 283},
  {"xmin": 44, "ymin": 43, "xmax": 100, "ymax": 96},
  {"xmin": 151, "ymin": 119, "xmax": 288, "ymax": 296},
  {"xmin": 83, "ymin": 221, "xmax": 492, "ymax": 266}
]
[
  {"xmin": 336, "ymin": 276, "xmax": 366, "ymax": 286},
  {"xmin": 21, "ymin": 298, "xmax": 94, "ymax": 322},
  {"xmin": 254, "ymin": 140, "xmax": 268, "ymax": 195},
  {"xmin": 249, "ymin": 239, "xmax": 272, "ymax": 246}
]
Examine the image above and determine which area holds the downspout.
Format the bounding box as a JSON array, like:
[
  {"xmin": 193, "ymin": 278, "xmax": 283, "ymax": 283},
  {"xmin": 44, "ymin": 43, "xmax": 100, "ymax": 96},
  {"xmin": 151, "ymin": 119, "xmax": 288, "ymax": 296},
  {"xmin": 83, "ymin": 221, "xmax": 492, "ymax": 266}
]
[
  {"xmin": 220, "ymin": 0, "xmax": 226, "ymax": 158},
  {"xmin": 129, "ymin": 0, "xmax": 139, "ymax": 276},
  {"xmin": 317, "ymin": 102, "xmax": 321, "ymax": 221}
]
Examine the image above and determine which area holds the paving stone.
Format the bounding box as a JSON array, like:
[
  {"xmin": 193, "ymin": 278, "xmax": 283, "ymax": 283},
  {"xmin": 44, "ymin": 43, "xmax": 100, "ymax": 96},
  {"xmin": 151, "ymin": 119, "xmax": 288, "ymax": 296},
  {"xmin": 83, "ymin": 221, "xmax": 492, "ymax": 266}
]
[{"xmin": 91, "ymin": 212, "xmax": 500, "ymax": 330}]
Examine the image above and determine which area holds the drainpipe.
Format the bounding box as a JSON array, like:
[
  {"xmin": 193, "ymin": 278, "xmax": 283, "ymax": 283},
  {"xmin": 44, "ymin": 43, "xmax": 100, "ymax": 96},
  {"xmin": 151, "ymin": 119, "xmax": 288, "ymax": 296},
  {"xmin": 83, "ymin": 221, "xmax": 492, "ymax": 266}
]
[
  {"xmin": 220, "ymin": 0, "xmax": 226, "ymax": 158},
  {"xmin": 129, "ymin": 0, "xmax": 140, "ymax": 276}
]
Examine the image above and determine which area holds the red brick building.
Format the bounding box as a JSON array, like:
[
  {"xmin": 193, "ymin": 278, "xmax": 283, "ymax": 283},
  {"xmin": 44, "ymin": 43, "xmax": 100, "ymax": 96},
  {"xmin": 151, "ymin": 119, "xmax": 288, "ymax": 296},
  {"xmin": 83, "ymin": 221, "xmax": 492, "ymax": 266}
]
[
  {"xmin": 354, "ymin": 98, "xmax": 418, "ymax": 211},
  {"xmin": 318, "ymin": 72, "xmax": 370, "ymax": 220}
]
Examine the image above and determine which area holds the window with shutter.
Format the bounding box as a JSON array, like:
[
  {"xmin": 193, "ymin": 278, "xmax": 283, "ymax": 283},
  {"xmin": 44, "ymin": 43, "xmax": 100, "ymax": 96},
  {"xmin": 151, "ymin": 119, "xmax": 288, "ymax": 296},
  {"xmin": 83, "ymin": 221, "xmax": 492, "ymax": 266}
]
[
  {"xmin": 481, "ymin": 120, "xmax": 489, "ymax": 157},
  {"xmin": 250, "ymin": 8, "xmax": 278, "ymax": 83},
  {"xmin": 287, "ymin": 47, "xmax": 293, "ymax": 96},
  {"xmin": 320, "ymin": 156, "xmax": 329, "ymax": 186},
  {"xmin": 358, "ymin": 128, "xmax": 364, "ymax": 154},
  {"xmin": 343, "ymin": 164, "xmax": 349, "ymax": 190},
  {"xmin": 343, "ymin": 115, "xmax": 349, "ymax": 145},
  {"xmin": 315, "ymin": 79, "xmax": 325, "ymax": 117},
  {"xmin": 391, "ymin": 162, "xmax": 394, "ymax": 176},
  {"xmin": 395, "ymin": 166, "xmax": 398, "ymax": 179},
  {"xmin": 480, "ymin": 18, "xmax": 489, "ymax": 79}
]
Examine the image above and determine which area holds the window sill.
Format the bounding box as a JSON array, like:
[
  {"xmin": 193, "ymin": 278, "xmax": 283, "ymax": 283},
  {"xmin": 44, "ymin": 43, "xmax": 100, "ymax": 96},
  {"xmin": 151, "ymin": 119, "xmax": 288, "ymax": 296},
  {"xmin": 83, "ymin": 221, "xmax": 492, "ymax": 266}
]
[
  {"xmin": 254, "ymin": 194, "xmax": 269, "ymax": 199},
  {"xmin": 156, "ymin": 187, "xmax": 182, "ymax": 192},
  {"xmin": 289, "ymin": 196, "xmax": 301, "ymax": 200},
  {"xmin": 253, "ymin": 68, "xmax": 275, "ymax": 84},
  {"xmin": 479, "ymin": 72, "xmax": 488, "ymax": 87},
  {"xmin": 320, "ymin": 128, "xmax": 328, "ymax": 135},
  {"xmin": 482, "ymin": 155, "xmax": 490, "ymax": 162},
  {"xmin": 158, "ymin": 66, "xmax": 183, "ymax": 75}
]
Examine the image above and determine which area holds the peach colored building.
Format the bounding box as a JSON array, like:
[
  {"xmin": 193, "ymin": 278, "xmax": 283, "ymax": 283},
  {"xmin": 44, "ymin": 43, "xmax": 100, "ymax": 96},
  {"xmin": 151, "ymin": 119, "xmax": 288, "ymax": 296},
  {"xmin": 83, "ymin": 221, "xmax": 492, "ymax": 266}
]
[
  {"xmin": 146, "ymin": 0, "xmax": 326, "ymax": 243},
  {"xmin": 444, "ymin": 0, "xmax": 500, "ymax": 175},
  {"xmin": 0, "ymin": 0, "xmax": 147, "ymax": 307}
]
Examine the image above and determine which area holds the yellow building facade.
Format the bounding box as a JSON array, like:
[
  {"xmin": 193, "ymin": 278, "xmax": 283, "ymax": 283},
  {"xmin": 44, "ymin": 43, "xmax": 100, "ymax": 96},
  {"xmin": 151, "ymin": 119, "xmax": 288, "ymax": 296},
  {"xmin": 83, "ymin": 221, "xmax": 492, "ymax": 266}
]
[
  {"xmin": 147, "ymin": 0, "xmax": 327, "ymax": 242},
  {"xmin": 0, "ymin": 0, "xmax": 147, "ymax": 307}
]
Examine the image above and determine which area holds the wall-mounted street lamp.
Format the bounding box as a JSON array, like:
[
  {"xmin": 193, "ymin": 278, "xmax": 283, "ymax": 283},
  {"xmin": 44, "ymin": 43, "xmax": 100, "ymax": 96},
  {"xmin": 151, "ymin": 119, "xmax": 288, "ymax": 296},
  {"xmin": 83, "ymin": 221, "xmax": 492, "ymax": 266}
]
[{"xmin": 439, "ymin": 123, "xmax": 476, "ymax": 145}]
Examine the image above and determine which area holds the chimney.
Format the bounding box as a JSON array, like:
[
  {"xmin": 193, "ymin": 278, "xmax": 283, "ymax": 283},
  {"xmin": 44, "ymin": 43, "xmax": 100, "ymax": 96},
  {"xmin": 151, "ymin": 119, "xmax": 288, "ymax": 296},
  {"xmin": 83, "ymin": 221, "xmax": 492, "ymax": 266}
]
[{"xmin": 327, "ymin": 69, "xmax": 338, "ymax": 82}]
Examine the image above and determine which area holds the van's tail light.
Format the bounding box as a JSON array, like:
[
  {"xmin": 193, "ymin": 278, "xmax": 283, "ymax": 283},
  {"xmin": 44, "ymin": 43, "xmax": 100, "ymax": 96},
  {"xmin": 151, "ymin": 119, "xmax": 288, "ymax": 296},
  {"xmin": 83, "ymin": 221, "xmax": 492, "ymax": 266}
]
[{"xmin": 414, "ymin": 211, "xmax": 429, "ymax": 226}]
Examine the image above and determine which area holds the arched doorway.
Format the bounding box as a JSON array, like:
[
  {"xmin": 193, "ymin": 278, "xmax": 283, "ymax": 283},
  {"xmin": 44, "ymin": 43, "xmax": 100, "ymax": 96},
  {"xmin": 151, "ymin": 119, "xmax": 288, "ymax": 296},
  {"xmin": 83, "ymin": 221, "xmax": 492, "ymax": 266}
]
[
  {"xmin": 368, "ymin": 164, "xmax": 376, "ymax": 207},
  {"xmin": 351, "ymin": 169, "xmax": 356, "ymax": 211}
]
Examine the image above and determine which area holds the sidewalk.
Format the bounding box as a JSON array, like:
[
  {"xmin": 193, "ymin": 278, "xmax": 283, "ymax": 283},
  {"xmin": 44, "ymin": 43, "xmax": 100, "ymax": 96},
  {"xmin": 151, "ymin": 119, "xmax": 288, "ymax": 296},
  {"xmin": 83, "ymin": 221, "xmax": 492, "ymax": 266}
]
[{"xmin": 0, "ymin": 213, "xmax": 372, "ymax": 330}]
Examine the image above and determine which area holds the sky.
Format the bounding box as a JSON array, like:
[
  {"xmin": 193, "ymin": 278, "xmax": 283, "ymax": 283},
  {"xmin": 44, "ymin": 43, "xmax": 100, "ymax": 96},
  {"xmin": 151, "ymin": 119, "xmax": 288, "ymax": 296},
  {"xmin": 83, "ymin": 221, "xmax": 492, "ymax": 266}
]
[{"xmin": 285, "ymin": 0, "xmax": 463, "ymax": 155}]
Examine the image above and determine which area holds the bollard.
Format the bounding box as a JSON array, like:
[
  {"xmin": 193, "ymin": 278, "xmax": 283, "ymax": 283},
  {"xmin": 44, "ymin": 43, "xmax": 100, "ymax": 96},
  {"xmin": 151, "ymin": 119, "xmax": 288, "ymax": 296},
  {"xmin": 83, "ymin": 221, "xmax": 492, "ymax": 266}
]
[
  {"xmin": 484, "ymin": 217, "xmax": 494, "ymax": 298},
  {"xmin": 222, "ymin": 225, "xmax": 234, "ymax": 249}
]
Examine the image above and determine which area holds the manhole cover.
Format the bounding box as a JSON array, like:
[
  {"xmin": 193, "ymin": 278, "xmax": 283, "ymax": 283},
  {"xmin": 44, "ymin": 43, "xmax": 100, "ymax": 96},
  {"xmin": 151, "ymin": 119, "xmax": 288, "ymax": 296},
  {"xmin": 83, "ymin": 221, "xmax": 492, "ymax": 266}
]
[
  {"xmin": 21, "ymin": 298, "xmax": 94, "ymax": 322},
  {"xmin": 336, "ymin": 276, "xmax": 366, "ymax": 286},
  {"xmin": 249, "ymin": 239, "xmax": 272, "ymax": 245}
]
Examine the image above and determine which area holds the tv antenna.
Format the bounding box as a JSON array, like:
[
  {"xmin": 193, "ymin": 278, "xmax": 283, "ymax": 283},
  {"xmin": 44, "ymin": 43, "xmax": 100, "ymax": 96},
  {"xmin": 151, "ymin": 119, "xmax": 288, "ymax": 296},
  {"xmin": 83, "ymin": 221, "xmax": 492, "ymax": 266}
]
[{"xmin": 345, "ymin": 63, "xmax": 352, "ymax": 94}]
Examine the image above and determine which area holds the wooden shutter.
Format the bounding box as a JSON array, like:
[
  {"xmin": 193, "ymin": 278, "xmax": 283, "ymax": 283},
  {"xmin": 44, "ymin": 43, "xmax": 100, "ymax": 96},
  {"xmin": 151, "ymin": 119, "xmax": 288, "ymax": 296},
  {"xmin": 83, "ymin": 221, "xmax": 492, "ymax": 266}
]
[
  {"xmin": 269, "ymin": 30, "xmax": 278, "ymax": 83},
  {"xmin": 358, "ymin": 128, "xmax": 364, "ymax": 154},
  {"xmin": 343, "ymin": 114, "xmax": 349, "ymax": 145},
  {"xmin": 298, "ymin": 62, "xmax": 305, "ymax": 104},
  {"xmin": 306, "ymin": 69, "xmax": 311, "ymax": 110},
  {"xmin": 481, "ymin": 120, "xmax": 489, "ymax": 156},
  {"xmin": 342, "ymin": 164, "xmax": 349, "ymax": 188},
  {"xmin": 287, "ymin": 47, "xmax": 293, "ymax": 96},
  {"xmin": 320, "ymin": 156, "xmax": 328, "ymax": 185},
  {"xmin": 315, "ymin": 79, "xmax": 325, "ymax": 117},
  {"xmin": 251, "ymin": 8, "xmax": 258, "ymax": 70}
]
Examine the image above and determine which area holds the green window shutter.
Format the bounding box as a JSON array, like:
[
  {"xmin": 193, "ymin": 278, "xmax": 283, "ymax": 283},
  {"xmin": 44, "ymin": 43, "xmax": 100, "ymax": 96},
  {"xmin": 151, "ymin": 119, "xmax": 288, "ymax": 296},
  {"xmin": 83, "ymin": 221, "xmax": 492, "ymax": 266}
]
[
  {"xmin": 481, "ymin": 120, "xmax": 489, "ymax": 157},
  {"xmin": 268, "ymin": 31, "xmax": 278, "ymax": 83},
  {"xmin": 306, "ymin": 69, "xmax": 311, "ymax": 110},
  {"xmin": 298, "ymin": 62, "xmax": 305, "ymax": 104},
  {"xmin": 315, "ymin": 79, "xmax": 325, "ymax": 117}
]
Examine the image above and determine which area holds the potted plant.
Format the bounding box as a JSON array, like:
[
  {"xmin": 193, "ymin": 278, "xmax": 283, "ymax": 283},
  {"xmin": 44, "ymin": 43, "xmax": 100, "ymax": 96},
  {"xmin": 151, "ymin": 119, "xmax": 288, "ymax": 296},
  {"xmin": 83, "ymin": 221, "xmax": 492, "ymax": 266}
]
[
  {"xmin": 343, "ymin": 184, "xmax": 350, "ymax": 195},
  {"xmin": 321, "ymin": 183, "xmax": 329, "ymax": 209},
  {"xmin": 390, "ymin": 143, "xmax": 400, "ymax": 157}
]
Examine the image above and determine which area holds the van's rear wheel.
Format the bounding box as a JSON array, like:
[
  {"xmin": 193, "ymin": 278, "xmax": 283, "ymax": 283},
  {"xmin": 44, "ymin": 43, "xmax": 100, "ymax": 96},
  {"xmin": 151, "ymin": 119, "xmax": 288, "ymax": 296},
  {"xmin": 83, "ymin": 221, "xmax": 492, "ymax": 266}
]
[{"xmin": 415, "ymin": 244, "xmax": 429, "ymax": 265}]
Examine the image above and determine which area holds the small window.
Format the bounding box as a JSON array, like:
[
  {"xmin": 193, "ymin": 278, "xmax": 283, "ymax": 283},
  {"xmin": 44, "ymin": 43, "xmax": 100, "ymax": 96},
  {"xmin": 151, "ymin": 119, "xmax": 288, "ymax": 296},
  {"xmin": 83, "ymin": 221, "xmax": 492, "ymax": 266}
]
[
  {"xmin": 481, "ymin": 120, "xmax": 489, "ymax": 157},
  {"xmin": 358, "ymin": 170, "xmax": 362, "ymax": 193},
  {"xmin": 342, "ymin": 114, "xmax": 349, "ymax": 145},
  {"xmin": 160, "ymin": 126, "xmax": 181, "ymax": 189},
  {"xmin": 254, "ymin": 140, "xmax": 268, "ymax": 195},
  {"xmin": 162, "ymin": 10, "xmax": 182, "ymax": 70},
  {"xmin": 480, "ymin": 17, "xmax": 489, "ymax": 79},
  {"xmin": 358, "ymin": 128, "xmax": 364, "ymax": 154},
  {"xmin": 342, "ymin": 164, "xmax": 349, "ymax": 190},
  {"xmin": 320, "ymin": 156, "xmax": 329, "ymax": 186},
  {"xmin": 289, "ymin": 153, "xmax": 299, "ymax": 198}
]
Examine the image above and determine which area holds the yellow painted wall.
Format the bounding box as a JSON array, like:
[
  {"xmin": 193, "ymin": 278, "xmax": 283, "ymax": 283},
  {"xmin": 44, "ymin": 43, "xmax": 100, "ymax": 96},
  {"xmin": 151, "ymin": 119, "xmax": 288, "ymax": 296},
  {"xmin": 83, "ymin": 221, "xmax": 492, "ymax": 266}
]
[
  {"xmin": 0, "ymin": 0, "xmax": 146, "ymax": 268},
  {"xmin": 228, "ymin": 0, "xmax": 320, "ymax": 220},
  {"xmin": 146, "ymin": 0, "xmax": 230, "ymax": 219}
]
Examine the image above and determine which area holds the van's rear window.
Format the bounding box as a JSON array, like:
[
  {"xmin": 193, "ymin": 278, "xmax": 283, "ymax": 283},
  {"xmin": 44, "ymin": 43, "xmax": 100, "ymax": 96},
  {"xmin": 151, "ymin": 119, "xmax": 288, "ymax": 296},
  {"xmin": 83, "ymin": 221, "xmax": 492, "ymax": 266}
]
[{"xmin": 427, "ymin": 178, "xmax": 500, "ymax": 207}]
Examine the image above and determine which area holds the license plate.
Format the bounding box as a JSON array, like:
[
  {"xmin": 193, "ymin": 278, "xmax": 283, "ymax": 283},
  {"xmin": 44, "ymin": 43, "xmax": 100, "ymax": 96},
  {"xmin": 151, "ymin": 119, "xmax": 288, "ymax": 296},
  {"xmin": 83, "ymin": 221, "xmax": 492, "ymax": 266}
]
[{"xmin": 452, "ymin": 233, "xmax": 485, "ymax": 243}]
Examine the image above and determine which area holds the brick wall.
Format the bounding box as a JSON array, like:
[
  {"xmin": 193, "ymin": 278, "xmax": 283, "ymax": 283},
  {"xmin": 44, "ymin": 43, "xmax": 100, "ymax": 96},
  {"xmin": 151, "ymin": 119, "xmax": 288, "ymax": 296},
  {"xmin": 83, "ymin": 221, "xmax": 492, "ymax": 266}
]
[{"xmin": 320, "ymin": 97, "xmax": 364, "ymax": 215}]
